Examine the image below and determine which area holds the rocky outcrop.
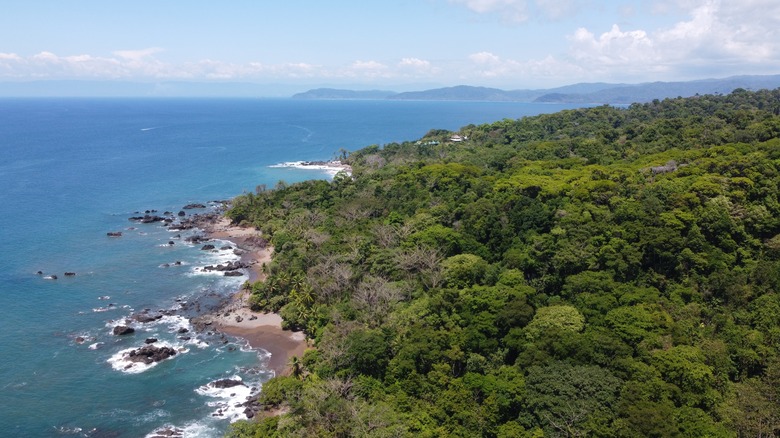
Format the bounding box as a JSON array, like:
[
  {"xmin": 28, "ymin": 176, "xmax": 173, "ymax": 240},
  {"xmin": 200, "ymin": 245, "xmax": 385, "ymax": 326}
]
[
  {"xmin": 129, "ymin": 214, "xmax": 168, "ymax": 224},
  {"xmin": 182, "ymin": 203, "xmax": 206, "ymax": 209},
  {"xmin": 211, "ymin": 378, "xmax": 245, "ymax": 389},
  {"xmin": 126, "ymin": 344, "xmax": 177, "ymax": 364},
  {"xmin": 201, "ymin": 260, "xmax": 248, "ymax": 277},
  {"xmin": 129, "ymin": 311, "xmax": 164, "ymax": 323},
  {"xmin": 113, "ymin": 326, "xmax": 135, "ymax": 336},
  {"xmin": 201, "ymin": 244, "xmax": 216, "ymax": 251},
  {"xmin": 147, "ymin": 426, "xmax": 184, "ymax": 437},
  {"xmin": 107, "ymin": 231, "xmax": 122, "ymax": 237}
]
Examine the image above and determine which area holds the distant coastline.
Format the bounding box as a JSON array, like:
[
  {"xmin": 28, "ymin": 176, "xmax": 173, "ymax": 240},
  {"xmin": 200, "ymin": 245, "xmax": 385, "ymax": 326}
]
[{"xmin": 290, "ymin": 74, "xmax": 780, "ymax": 104}]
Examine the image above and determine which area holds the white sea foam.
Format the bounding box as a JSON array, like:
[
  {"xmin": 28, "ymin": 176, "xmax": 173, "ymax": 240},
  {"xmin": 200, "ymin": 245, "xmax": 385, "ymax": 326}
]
[
  {"xmin": 270, "ymin": 160, "xmax": 351, "ymax": 176},
  {"xmin": 107, "ymin": 340, "xmax": 184, "ymax": 374},
  {"xmin": 88, "ymin": 342, "xmax": 104, "ymax": 350},
  {"xmin": 92, "ymin": 304, "xmax": 118, "ymax": 312},
  {"xmin": 144, "ymin": 421, "xmax": 218, "ymax": 438},
  {"xmin": 195, "ymin": 376, "xmax": 256, "ymax": 422}
]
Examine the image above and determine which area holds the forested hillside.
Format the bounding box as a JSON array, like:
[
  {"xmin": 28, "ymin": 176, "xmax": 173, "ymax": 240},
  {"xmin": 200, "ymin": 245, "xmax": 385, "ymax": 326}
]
[{"xmin": 227, "ymin": 89, "xmax": 780, "ymax": 437}]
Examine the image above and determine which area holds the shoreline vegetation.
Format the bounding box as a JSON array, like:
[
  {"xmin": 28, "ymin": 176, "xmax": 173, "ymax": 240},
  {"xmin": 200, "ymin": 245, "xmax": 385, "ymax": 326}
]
[
  {"xmin": 223, "ymin": 88, "xmax": 780, "ymax": 437},
  {"xmin": 197, "ymin": 217, "xmax": 309, "ymax": 376}
]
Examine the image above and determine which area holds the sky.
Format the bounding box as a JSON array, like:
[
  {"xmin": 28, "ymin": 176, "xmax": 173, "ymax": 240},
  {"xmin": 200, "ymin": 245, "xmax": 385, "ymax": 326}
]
[{"xmin": 1, "ymin": 0, "xmax": 779, "ymax": 93}]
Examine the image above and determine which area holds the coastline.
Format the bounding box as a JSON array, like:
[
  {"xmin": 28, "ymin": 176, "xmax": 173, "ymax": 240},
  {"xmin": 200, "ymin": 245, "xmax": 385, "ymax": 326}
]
[
  {"xmin": 270, "ymin": 160, "xmax": 352, "ymax": 177},
  {"xmin": 197, "ymin": 217, "xmax": 308, "ymax": 376}
]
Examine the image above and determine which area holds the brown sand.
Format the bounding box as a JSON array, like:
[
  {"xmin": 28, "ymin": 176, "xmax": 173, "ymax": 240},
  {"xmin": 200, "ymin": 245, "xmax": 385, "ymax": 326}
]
[
  {"xmin": 201, "ymin": 218, "xmax": 307, "ymax": 375},
  {"xmin": 205, "ymin": 217, "xmax": 272, "ymax": 283}
]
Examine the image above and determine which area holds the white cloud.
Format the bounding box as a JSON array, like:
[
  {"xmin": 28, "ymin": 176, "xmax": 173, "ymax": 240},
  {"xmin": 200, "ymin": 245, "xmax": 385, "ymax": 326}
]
[
  {"xmin": 450, "ymin": 0, "xmax": 582, "ymax": 22},
  {"xmin": 563, "ymin": 1, "xmax": 780, "ymax": 81},
  {"xmin": 341, "ymin": 60, "xmax": 391, "ymax": 78},
  {"xmin": 399, "ymin": 57, "xmax": 431, "ymax": 69},
  {"xmin": 463, "ymin": 51, "xmax": 583, "ymax": 85},
  {"xmin": 450, "ymin": 0, "xmax": 530, "ymax": 22},
  {"xmin": 113, "ymin": 47, "xmax": 164, "ymax": 61}
]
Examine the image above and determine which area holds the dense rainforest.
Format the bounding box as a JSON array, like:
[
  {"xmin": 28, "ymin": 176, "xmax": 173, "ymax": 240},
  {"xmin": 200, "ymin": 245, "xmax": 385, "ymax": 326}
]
[{"xmin": 226, "ymin": 89, "xmax": 780, "ymax": 437}]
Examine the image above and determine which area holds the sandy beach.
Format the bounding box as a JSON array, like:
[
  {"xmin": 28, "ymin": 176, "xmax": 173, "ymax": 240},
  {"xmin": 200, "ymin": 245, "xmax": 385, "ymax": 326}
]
[{"xmin": 199, "ymin": 217, "xmax": 308, "ymax": 375}]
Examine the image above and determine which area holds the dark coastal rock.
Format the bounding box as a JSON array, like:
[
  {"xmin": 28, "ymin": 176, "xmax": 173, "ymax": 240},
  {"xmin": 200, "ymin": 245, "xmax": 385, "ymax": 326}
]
[
  {"xmin": 45, "ymin": 275, "xmax": 58, "ymax": 280},
  {"xmin": 177, "ymin": 210, "xmax": 186, "ymax": 217},
  {"xmin": 224, "ymin": 271, "xmax": 244, "ymax": 277},
  {"xmin": 184, "ymin": 234, "xmax": 207, "ymax": 243},
  {"xmin": 126, "ymin": 344, "xmax": 177, "ymax": 364},
  {"xmin": 244, "ymin": 235, "xmax": 269, "ymax": 249},
  {"xmin": 177, "ymin": 327, "xmax": 189, "ymax": 334},
  {"xmin": 182, "ymin": 203, "xmax": 206, "ymax": 209},
  {"xmin": 148, "ymin": 426, "xmax": 185, "ymax": 437},
  {"xmin": 168, "ymin": 241, "xmax": 175, "ymax": 245},
  {"xmin": 241, "ymin": 394, "xmax": 262, "ymax": 419},
  {"xmin": 107, "ymin": 231, "xmax": 123, "ymax": 237},
  {"xmin": 130, "ymin": 312, "xmax": 163, "ymax": 323},
  {"xmin": 36, "ymin": 271, "xmax": 43, "ymax": 275},
  {"xmin": 113, "ymin": 326, "xmax": 135, "ymax": 336},
  {"xmin": 202, "ymin": 261, "xmax": 248, "ymax": 272},
  {"xmin": 128, "ymin": 214, "xmax": 166, "ymax": 223},
  {"xmin": 75, "ymin": 336, "xmax": 86, "ymax": 344},
  {"xmin": 220, "ymin": 245, "xmax": 232, "ymax": 250},
  {"xmin": 145, "ymin": 338, "xmax": 158, "ymax": 344},
  {"xmin": 64, "ymin": 272, "xmax": 76, "ymax": 276},
  {"xmin": 201, "ymin": 244, "xmax": 216, "ymax": 251},
  {"xmin": 211, "ymin": 378, "xmax": 246, "ymax": 389}
]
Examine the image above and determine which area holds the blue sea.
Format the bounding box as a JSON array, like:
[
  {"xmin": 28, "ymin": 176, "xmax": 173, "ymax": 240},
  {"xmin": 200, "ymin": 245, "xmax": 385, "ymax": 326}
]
[{"xmin": 0, "ymin": 98, "xmax": 587, "ymax": 437}]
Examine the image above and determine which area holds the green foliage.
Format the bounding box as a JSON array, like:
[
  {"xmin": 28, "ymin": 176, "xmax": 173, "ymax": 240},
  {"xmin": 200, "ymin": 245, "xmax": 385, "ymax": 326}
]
[
  {"xmin": 224, "ymin": 89, "xmax": 780, "ymax": 437},
  {"xmin": 525, "ymin": 305, "xmax": 585, "ymax": 340}
]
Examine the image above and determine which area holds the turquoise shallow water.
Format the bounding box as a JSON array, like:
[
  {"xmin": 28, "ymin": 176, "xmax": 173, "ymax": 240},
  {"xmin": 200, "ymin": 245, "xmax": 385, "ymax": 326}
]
[{"xmin": 0, "ymin": 98, "xmax": 586, "ymax": 437}]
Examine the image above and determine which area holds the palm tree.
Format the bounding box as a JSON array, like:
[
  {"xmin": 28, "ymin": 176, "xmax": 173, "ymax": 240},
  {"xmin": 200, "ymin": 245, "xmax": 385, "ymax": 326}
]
[{"xmin": 288, "ymin": 355, "xmax": 303, "ymax": 379}]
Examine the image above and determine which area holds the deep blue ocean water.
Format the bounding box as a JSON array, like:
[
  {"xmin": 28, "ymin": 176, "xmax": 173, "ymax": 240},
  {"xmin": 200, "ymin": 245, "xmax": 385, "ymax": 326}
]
[{"xmin": 0, "ymin": 98, "xmax": 587, "ymax": 437}]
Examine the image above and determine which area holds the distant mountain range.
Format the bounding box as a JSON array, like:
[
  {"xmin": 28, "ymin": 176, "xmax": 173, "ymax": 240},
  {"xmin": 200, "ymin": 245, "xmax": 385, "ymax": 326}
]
[{"xmin": 292, "ymin": 75, "xmax": 780, "ymax": 104}]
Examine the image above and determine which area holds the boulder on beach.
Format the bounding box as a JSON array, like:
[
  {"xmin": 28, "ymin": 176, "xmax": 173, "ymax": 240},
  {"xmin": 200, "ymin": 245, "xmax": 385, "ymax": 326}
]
[{"xmin": 113, "ymin": 326, "xmax": 135, "ymax": 336}]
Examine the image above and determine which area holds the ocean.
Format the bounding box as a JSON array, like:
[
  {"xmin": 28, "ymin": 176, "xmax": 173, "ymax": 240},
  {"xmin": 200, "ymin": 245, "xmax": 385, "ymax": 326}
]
[{"xmin": 0, "ymin": 98, "xmax": 587, "ymax": 437}]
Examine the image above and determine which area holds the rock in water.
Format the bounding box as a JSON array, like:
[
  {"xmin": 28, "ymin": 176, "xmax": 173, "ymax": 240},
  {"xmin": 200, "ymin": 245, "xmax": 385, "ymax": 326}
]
[
  {"xmin": 126, "ymin": 345, "xmax": 177, "ymax": 364},
  {"xmin": 112, "ymin": 326, "xmax": 135, "ymax": 336},
  {"xmin": 210, "ymin": 378, "xmax": 246, "ymax": 389}
]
